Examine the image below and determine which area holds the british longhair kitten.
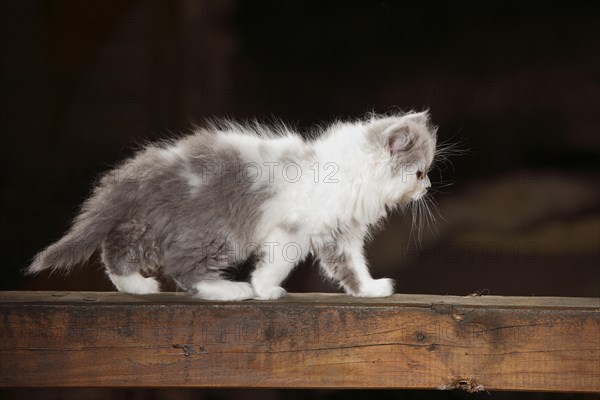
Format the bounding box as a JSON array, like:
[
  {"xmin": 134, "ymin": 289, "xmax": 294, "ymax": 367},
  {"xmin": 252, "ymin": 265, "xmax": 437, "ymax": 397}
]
[{"xmin": 27, "ymin": 111, "xmax": 438, "ymax": 300}]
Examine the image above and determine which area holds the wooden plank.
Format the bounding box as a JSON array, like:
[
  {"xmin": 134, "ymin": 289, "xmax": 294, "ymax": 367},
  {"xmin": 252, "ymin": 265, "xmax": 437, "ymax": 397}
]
[{"xmin": 1, "ymin": 291, "xmax": 598, "ymax": 392}]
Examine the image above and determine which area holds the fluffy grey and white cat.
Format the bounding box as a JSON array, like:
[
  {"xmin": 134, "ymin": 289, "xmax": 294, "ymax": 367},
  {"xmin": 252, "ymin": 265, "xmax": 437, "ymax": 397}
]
[{"xmin": 27, "ymin": 111, "xmax": 438, "ymax": 300}]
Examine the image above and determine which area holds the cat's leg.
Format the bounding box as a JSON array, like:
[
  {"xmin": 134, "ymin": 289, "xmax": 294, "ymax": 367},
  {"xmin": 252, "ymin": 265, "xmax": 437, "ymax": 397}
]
[
  {"xmin": 101, "ymin": 223, "xmax": 160, "ymax": 294},
  {"xmin": 251, "ymin": 231, "xmax": 307, "ymax": 300},
  {"xmin": 317, "ymin": 242, "xmax": 361, "ymax": 296},
  {"xmin": 318, "ymin": 238, "xmax": 394, "ymax": 297},
  {"xmin": 162, "ymin": 240, "xmax": 254, "ymax": 301}
]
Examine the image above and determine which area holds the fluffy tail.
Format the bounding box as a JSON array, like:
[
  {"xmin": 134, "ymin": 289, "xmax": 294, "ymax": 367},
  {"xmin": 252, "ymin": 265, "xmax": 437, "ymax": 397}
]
[{"xmin": 26, "ymin": 186, "xmax": 122, "ymax": 275}]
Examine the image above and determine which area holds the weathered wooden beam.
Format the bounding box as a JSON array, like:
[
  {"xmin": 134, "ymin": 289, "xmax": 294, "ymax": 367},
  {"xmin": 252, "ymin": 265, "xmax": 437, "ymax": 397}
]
[{"xmin": 1, "ymin": 291, "xmax": 598, "ymax": 392}]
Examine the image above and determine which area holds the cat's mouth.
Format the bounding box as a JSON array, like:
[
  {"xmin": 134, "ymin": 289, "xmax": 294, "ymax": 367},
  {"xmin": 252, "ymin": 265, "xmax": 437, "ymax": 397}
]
[
  {"xmin": 399, "ymin": 193, "xmax": 418, "ymax": 204},
  {"xmin": 399, "ymin": 187, "xmax": 427, "ymax": 204}
]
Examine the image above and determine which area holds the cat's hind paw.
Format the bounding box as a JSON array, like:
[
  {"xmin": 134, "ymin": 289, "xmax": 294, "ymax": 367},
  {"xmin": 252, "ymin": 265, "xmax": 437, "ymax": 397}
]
[
  {"xmin": 193, "ymin": 281, "xmax": 254, "ymax": 301},
  {"xmin": 108, "ymin": 272, "xmax": 160, "ymax": 294},
  {"xmin": 355, "ymin": 278, "xmax": 395, "ymax": 298},
  {"xmin": 254, "ymin": 286, "xmax": 287, "ymax": 300}
]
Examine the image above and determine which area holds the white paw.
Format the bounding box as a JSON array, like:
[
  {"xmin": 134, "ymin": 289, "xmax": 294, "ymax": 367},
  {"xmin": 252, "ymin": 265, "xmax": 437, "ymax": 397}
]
[
  {"xmin": 108, "ymin": 272, "xmax": 160, "ymax": 294},
  {"xmin": 194, "ymin": 281, "xmax": 254, "ymax": 301},
  {"xmin": 355, "ymin": 278, "xmax": 395, "ymax": 298},
  {"xmin": 254, "ymin": 286, "xmax": 287, "ymax": 300},
  {"xmin": 223, "ymin": 282, "xmax": 255, "ymax": 301},
  {"xmin": 138, "ymin": 277, "xmax": 160, "ymax": 294}
]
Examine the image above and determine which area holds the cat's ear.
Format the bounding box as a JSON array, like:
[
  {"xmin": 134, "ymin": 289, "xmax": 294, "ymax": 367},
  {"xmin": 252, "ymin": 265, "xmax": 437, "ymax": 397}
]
[
  {"xmin": 384, "ymin": 123, "xmax": 412, "ymax": 155},
  {"xmin": 405, "ymin": 110, "xmax": 430, "ymax": 125}
]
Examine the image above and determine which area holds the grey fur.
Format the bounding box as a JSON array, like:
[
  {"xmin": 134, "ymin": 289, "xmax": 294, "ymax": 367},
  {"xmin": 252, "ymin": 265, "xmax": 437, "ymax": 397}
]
[
  {"xmin": 317, "ymin": 244, "xmax": 359, "ymax": 294},
  {"xmin": 280, "ymin": 220, "xmax": 302, "ymax": 234},
  {"xmin": 278, "ymin": 146, "xmax": 316, "ymax": 164}
]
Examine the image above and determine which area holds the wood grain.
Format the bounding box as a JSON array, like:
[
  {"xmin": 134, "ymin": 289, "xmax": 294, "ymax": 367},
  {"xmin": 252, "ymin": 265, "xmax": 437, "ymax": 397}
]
[{"xmin": 1, "ymin": 291, "xmax": 598, "ymax": 392}]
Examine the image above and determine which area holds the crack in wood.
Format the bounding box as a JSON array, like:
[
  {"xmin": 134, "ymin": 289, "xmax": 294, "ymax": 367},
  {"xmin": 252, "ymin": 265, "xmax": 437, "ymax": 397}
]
[
  {"xmin": 173, "ymin": 343, "xmax": 207, "ymax": 356},
  {"xmin": 439, "ymin": 377, "xmax": 486, "ymax": 392}
]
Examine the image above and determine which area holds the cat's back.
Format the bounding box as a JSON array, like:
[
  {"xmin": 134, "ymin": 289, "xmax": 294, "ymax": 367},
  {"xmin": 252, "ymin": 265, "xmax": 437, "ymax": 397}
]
[
  {"xmin": 95, "ymin": 124, "xmax": 314, "ymax": 218},
  {"xmin": 211, "ymin": 125, "xmax": 308, "ymax": 165}
]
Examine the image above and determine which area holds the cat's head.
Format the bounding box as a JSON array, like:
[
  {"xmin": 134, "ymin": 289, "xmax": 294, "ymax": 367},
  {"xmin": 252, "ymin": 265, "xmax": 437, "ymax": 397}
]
[{"xmin": 367, "ymin": 111, "xmax": 437, "ymax": 206}]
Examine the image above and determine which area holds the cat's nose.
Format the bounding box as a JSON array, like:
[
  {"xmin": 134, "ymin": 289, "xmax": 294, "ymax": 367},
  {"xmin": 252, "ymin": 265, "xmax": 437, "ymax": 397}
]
[{"xmin": 423, "ymin": 175, "xmax": 431, "ymax": 188}]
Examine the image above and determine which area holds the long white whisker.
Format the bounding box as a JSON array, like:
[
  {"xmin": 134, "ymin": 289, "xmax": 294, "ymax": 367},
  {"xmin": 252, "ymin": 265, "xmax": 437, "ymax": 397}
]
[
  {"xmin": 422, "ymin": 196, "xmax": 433, "ymax": 234},
  {"xmin": 426, "ymin": 195, "xmax": 441, "ymax": 234},
  {"xmin": 417, "ymin": 199, "xmax": 424, "ymax": 245},
  {"xmin": 407, "ymin": 200, "xmax": 416, "ymax": 246},
  {"xmin": 429, "ymin": 195, "xmax": 447, "ymax": 223}
]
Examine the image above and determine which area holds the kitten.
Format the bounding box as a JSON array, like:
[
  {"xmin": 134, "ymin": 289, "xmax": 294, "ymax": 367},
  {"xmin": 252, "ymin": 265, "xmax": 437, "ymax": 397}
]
[{"xmin": 27, "ymin": 111, "xmax": 438, "ymax": 300}]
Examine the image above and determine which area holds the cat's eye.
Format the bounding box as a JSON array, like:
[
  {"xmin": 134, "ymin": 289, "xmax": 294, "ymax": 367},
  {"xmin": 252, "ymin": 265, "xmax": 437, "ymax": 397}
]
[{"xmin": 416, "ymin": 170, "xmax": 424, "ymax": 180}]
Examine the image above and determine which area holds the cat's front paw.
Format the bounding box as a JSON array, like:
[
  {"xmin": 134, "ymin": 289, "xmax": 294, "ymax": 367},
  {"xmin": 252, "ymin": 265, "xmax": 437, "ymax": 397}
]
[
  {"xmin": 356, "ymin": 278, "xmax": 395, "ymax": 297},
  {"xmin": 254, "ymin": 286, "xmax": 288, "ymax": 300}
]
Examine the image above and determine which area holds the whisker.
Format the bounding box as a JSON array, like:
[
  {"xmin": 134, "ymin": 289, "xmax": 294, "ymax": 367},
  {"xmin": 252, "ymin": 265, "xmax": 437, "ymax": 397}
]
[
  {"xmin": 432, "ymin": 133, "xmax": 470, "ymax": 175},
  {"xmin": 431, "ymin": 181, "xmax": 456, "ymax": 188},
  {"xmin": 407, "ymin": 200, "xmax": 416, "ymax": 246},
  {"xmin": 422, "ymin": 195, "xmax": 436, "ymax": 234},
  {"xmin": 427, "ymin": 195, "xmax": 444, "ymax": 231},
  {"xmin": 428, "ymin": 195, "xmax": 447, "ymax": 223},
  {"xmin": 415, "ymin": 200, "xmax": 422, "ymax": 245}
]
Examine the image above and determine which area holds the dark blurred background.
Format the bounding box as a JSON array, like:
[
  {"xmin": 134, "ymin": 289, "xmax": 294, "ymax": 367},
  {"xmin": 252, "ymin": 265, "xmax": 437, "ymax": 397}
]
[{"xmin": 1, "ymin": 0, "xmax": 598, "ymax": 399}]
